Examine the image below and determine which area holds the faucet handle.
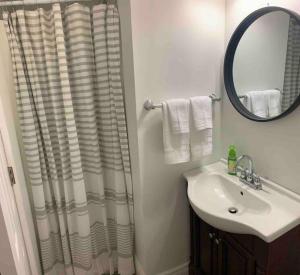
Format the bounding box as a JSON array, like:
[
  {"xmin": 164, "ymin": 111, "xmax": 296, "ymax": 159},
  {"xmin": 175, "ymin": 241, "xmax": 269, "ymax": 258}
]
[
  {"xmin": 253, "ymin": 173, "xmax": 261, "ymax": 183},
  {"xmin": 253, "ymin": 173, "xmax": 262, "ymax": 190},
  {"xmin": 247, "ymin": 174, "xmax": 253, "ymax": 183},
  {"xmin": 244, "ymin": 168, "xmax": 252, "ymax": 182}
]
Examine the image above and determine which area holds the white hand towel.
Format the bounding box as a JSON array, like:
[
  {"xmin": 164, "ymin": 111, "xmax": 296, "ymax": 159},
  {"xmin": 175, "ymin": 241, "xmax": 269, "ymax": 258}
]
[
  {"xmin": 265, "ymin": 89, "xmax": 281, "ymax": 117},
  {"xmin": 190, "ymin": 96, "xmax": 213, "ymax": 160},
  {"xmin": 242, "ymin": 95, "xmax": 251, "ymax": 111},
  {"xmin": 190, "ymin": 96, "xmax": 212, "ymax": 130},
  {"xmin": 247, "ymin": 91, "xmax": 268, "ymax": 117},
  {"xmin": 166, "ymin": 98, "xmax": 190, "ymax": 134},
  {"xmin": 162, "ymin": 101, "xmax": 190, "ymax": 164},
  {"xmin": 190, "ymin": 129, "xmax": 213, "ymax": 160}
]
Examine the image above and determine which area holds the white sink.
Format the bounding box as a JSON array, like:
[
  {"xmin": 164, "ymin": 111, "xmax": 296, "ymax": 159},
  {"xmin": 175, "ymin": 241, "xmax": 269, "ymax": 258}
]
[{"xmin": 184, "ymin": 161, "xmax": 300, "ymax": 242}]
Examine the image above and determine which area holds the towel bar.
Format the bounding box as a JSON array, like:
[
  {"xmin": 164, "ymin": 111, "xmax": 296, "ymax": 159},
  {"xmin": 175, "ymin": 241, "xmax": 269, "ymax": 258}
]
[{"xmin": 143, "ymin": 93, "xmax": 221, "ymax": 111}]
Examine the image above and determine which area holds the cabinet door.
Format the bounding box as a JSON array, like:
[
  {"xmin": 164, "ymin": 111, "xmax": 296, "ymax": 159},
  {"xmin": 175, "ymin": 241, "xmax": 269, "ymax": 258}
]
[
  {"xmin": 255, "ymin": 266, "xmax": 266, "ymax": 275},
  {"xmin": 199, "ymin": 219, "xmax": 216, "ymax": 275},
  {"xmin": 217, "ymin": 232, "xmax": 255, "ymax": 275},
  {"xmin": 190, "ymin": 209, "xmax": 217, "ymax": 275},
  {"xmin": 190, "ymin": 208, "xmax": 201, "ymax": 274}
]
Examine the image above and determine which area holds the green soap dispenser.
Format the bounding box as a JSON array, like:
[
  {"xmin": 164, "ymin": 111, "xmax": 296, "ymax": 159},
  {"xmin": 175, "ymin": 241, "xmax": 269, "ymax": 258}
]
[{"xmin": 228, "ymin": 145, "xmax": 237, "ymax": 175}]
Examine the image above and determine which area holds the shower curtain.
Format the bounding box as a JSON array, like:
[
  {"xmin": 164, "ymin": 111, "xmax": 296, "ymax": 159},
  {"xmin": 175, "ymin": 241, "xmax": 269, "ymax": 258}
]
[
  {"xmin": 3, "ymin": 3, "xmax": 134, "ymax": 275},
  {"xmin": 282, "ymin": 17, "xmax": 300, "ymax": 111}
]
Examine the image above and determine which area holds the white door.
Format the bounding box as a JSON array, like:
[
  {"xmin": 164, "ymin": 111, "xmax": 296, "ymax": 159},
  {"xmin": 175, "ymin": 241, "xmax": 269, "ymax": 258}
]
[
  {"xmin": 0, "ymin": 205, "xmax": 17, "ymax": 275},
  {"xmin": 0, "ymin": 130, "xmax": 32, "ymax": 275}
]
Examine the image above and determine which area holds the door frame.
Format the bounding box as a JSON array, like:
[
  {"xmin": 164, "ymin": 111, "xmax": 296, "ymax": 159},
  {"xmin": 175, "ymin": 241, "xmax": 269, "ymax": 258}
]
[
  {"xmin": 0, "ymin": 96, "xmax": 41, "ymax": 275},
  {"xmin": 0, "ymin": 130, "xmax": 32, "ymax": 275}
]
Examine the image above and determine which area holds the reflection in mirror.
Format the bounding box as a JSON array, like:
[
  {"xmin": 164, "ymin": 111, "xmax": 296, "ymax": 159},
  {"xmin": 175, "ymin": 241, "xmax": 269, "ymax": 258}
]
[{"xmin": 233, "ymin": 11, "xmax": 300, "ymax": 119}]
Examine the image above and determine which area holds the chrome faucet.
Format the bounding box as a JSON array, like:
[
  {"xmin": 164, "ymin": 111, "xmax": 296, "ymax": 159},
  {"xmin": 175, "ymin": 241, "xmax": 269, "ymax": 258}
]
[{"xmin": 236, "ymin": 155, "xmax": 262, "ymax": 190}]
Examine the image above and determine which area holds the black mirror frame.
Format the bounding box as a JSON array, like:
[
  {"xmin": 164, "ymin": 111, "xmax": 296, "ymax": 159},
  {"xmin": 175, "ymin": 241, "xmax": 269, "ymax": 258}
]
[{"xmin": 224, "ymin": 6, "xmax": 300, "ymax": 122}]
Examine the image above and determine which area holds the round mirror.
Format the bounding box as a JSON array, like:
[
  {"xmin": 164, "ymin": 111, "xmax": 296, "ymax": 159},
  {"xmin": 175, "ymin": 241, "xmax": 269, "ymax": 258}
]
[{"xmin": 224, "ymin": 7, "xmax": 300, "ymax": 121}]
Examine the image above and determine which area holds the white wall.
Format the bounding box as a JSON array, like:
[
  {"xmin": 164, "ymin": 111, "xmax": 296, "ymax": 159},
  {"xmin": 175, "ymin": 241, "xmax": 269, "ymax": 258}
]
[
  {"xmin": 233, "ymin": 11, "xmax": 289, "ymax": 94},
  {"xmin": 130, "ymin": 0, "xmax": 225, "ymax": 274},
  {"xmin": 222, "ymin": 0, "xmax": 300, "ymax": 196},
  {"xmin": 116, "ymin": 2, "xmax": 145, "ymax": 274}
]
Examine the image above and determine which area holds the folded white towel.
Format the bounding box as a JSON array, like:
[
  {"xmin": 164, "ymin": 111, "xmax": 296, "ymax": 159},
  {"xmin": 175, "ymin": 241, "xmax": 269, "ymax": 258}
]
[
  {"xmin": 166, "ymin": 98, "xmax": 190, "ymax": 134},
  {"xmin": 190, "ymin": 96, "xmax": 212, "ymax": 130},
  {"xmin": 247, "ymin": 91, "xmax": 268, "ymax": 117},
  {"xmin": 190, "ymin": 96, "xmax": 213, "ymax": 160},
  {"xmin": 162, "ymin": 101, "xmax": 190, "ymax": 164},
  {"xmin": 190, "ymin": 129, "xmax": 213, "ymax": 160},
  {"xmin": 265, "ymin": 89, "xmax": 281, "ymax": 117},
  {"xmin": 242, "ymin": 95, "xmax": 250, "ymax": 110}
]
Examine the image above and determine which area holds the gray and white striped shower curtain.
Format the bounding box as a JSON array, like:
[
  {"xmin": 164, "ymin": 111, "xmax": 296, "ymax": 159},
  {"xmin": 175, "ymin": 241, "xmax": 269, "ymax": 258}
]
[
  {"xmin": 3, "ymin": 3, "xmax": 135, "ymax": 275},
  {"xmin": 282, "ymin": 17, "xmax": 300, "ymax": 111}
]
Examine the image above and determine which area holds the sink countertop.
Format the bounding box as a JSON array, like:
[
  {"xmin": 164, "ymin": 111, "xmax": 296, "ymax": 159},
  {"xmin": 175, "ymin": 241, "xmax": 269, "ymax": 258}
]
[{"xmin": 184, "ymin": 161, "xmax": 300, "ymax": 243}]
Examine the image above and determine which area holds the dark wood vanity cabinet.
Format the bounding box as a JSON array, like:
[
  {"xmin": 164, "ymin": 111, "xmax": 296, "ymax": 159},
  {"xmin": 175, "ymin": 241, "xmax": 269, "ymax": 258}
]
[
  {"xmin": 190, "ymin": 208, "xmax": 300, "ymax": 275},
  {"xmin": 217, "ymin": 231, "xmax": 255, "ymax": 275}
]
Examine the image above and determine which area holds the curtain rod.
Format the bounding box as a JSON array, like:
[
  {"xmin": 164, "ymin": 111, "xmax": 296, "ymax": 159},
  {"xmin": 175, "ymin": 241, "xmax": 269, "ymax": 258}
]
[{"xmin": 0, "ymin": 0, "xmax": 113, "ymax": 7}]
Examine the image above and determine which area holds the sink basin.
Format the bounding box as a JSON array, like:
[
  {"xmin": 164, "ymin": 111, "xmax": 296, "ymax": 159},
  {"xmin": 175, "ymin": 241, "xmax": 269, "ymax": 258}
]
[
  {"xmin": 194, "ymin": 173, "xmax": 271, "ymax": 215},
  {"xmin": 184, "ymin": 161, "xmax": 300, "ymax": 242}
]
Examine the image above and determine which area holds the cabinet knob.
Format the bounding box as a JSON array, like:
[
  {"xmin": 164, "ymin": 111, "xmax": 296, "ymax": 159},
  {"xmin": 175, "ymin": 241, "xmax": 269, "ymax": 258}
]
[{"xmin": 215, "ymin": 238, "xmax": 222, "ymax": 245}]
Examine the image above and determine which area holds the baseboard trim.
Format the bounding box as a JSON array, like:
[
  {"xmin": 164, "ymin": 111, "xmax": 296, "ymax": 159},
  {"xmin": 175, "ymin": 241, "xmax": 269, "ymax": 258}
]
[
  {"xmin": 157, "ymin": 262, "xmax": 189, "ymax": 275},
  {"xmin": 135, "ymin": 257, "xmax": 189, "ymax": 275},
  {"xmin": 135, "ymin": 257, "xmax": 147, "ymax": 275}
]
